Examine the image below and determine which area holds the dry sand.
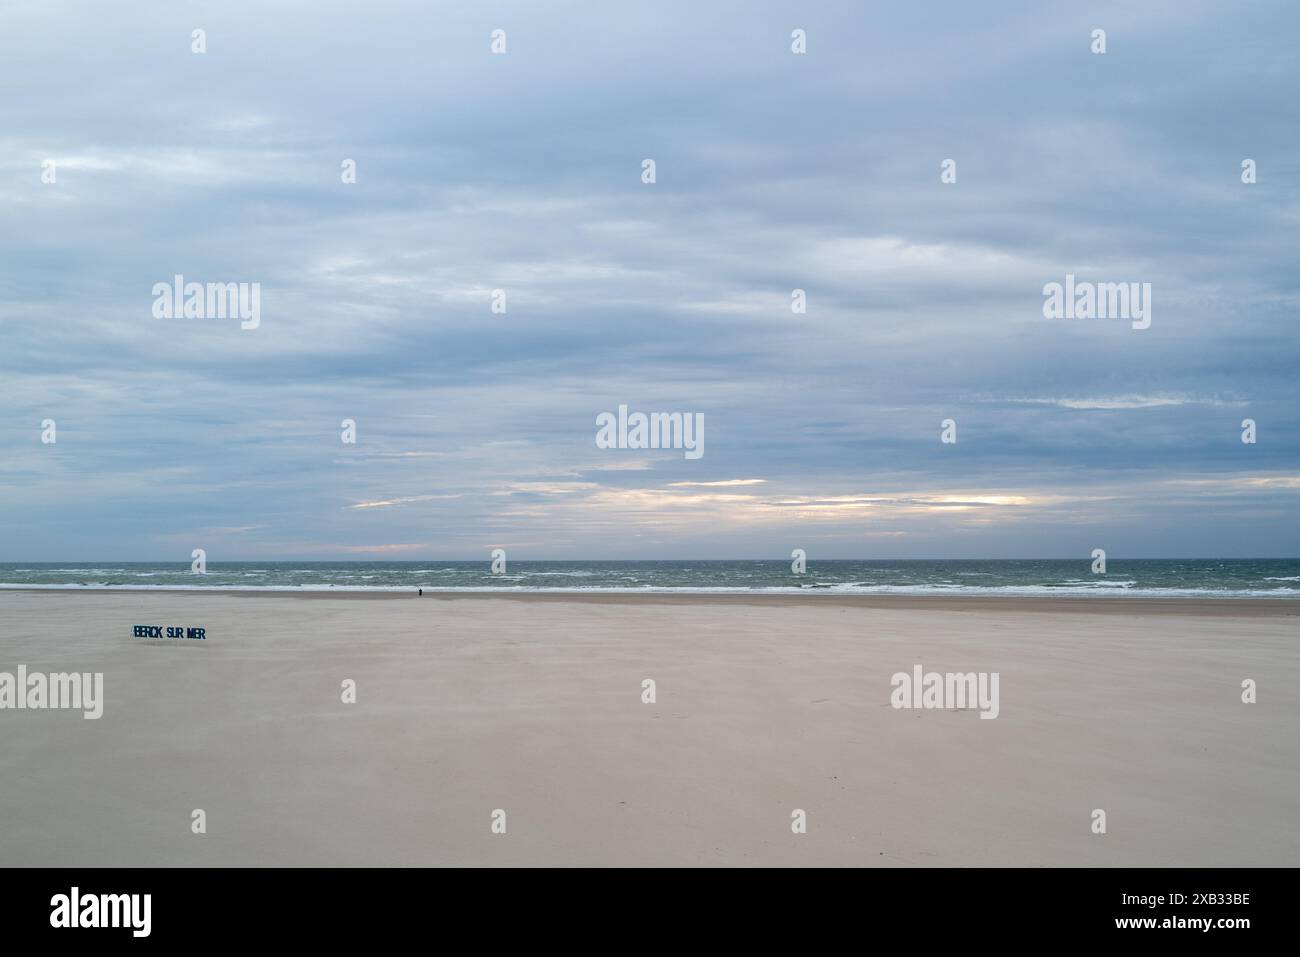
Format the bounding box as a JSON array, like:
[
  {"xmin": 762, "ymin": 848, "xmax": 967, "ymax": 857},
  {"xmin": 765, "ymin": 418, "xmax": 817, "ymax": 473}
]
[{"xmin": 1, "ymin": 590, "xmax": 1297, "ymax": 866}]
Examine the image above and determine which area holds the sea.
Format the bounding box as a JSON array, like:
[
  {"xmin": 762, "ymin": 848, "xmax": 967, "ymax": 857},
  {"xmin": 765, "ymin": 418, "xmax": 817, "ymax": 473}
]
[{"xmin": 1, "ymin": 559, "xmax": 1298, "ymax": 598}]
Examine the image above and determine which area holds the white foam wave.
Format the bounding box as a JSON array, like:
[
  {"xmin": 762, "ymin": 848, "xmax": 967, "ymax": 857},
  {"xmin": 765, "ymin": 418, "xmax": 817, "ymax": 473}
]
[{"xmin": 1, "ymin": 582, "xmax": 1297, "ymax": 598}]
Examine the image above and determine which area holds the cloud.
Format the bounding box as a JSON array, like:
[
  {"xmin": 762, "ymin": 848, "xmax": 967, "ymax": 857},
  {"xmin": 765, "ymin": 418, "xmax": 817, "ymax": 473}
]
[
  {"xmin": 1003, "ymin": 395, "xmax": 1241, "ymax": 410},
  {"xmin": 669, "ymin": 479, "xmax": 767, "ymax": 487},
  {"xmin": 1, "ymin": 0, "xmax": 1297, "ymax": 559},
  {"xmin": 346, "ymin": 495, "xmax": 463, "ymax": 510}
]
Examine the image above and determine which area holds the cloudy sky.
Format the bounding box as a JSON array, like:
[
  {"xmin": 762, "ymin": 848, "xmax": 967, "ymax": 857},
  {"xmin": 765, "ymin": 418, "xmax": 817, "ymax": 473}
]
[{"xmin": 2, "ymin": 0, "xmax": 1297, "ymax": 561}]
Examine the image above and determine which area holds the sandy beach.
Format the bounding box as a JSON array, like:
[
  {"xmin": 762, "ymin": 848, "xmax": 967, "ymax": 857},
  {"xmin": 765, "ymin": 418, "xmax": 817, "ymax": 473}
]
[{"xmin": 1, "ymin": 590, "xmax": 1297, "ymax": 867}]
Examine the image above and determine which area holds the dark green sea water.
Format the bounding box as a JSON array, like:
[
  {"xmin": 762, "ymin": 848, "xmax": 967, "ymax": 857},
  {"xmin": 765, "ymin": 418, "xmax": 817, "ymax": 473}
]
[{"xmin": 1, "ymin": 559, "xmax": 1298, "ymax": 597}]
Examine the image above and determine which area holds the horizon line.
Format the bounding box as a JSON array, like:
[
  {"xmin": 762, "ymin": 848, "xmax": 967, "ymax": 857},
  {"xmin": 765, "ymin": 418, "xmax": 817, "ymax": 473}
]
[{"xmin": 4, "ymin": 556, "xmax": 1299, "ymax": 564}]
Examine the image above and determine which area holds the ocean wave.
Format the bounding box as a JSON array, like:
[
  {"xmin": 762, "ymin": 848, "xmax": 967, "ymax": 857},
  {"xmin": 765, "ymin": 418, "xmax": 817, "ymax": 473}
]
[
  {"xmin": 1, "ymin": 582, "xmax": 1297, "ymax": 598},
  {"xmin": 518, "ymin": 570, "xmax": 599, "ymax": 577}
]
